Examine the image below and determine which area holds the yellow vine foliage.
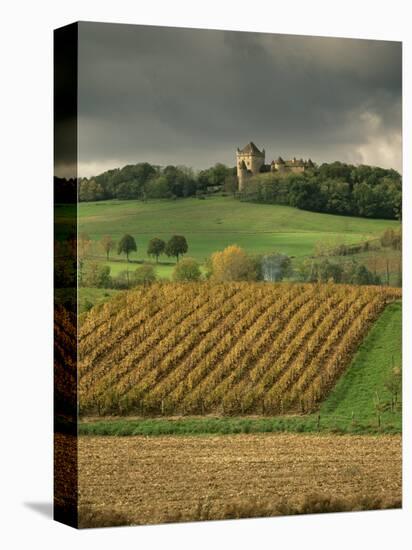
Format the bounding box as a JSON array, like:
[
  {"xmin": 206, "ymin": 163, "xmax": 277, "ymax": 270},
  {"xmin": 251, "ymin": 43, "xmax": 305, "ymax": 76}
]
[{"xmin": 77, "ymin": 282, "xmax": 401, "ymax": 416}]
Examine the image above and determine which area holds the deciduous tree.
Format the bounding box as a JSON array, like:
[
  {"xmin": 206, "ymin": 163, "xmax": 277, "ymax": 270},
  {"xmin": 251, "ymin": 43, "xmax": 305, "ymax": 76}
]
[
  {"xmin": 211, "ymin": 245, "xmax": 258, "ymax": 282},
  {"xmin": 165, "ymin": 235, "xmax": 188, "ymax": 262},
  {"xmin": 100, "ymin": 235, "xmax": 114, "ymax": 261},
  {"xmin": 117, "ymin": 234, "xmax": 137, "ymax": 262},
  {"xmin": 147, "ymin": 237, "xmax": 166, "ymax": 263}
]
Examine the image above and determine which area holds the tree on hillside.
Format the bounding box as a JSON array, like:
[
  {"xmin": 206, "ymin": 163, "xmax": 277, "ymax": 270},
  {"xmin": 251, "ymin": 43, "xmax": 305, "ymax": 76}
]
[
  {"xmin": 223, "ymin": 174, "xmax": 238, "ymax": 197},
  {"xmin": 384, "ymin": 365, "xmax": 402, "ymax": 410},
  {"xmin": 380, "ymin": 228, "xmax": 402, "ymax": 250},
  {"xmin": 79, "ymin": 179, "xmax": 104, "ymax": 202},
  {"xmin": 173, "ymin": 258, "xmax": 201, "ymax": 281},
  {"xmin": 299, "ymin": 258, "xmax": 343, "ymax": 283},
  {"xmin": 100, "ymin": 235, "xmax": 115, "ymax": 261},
  {"xmin": 165, "ymin": 235, "xmax": 188, "ymax": 262},
  {"xmin": 146, "ymin": 176, "xmax": 170, "ymax": 199},
  {"xmin": 78, "ymin": 233, "xmax": 92, "ymax": 285},
  {"xmin": 262, "ymin": 253, "xmax": 292, "ymax": 282},
  {"xmin": 147, "ymin": 237, "xmax": 166, "ymax": 263},
  {"xmin": 83, "ymin": 262, "xmax": 112, "ymax": 288},
  {"xmin": 211, "ymin": 245, "xmax": 258, "ymax": 282},
  {"xmin": 345, "ymin": 263, "xmax": 381, "ymax": 286},
  {"xmin": 78, "ymin": 232, "xmax": 91, "ymax": 259},
  {"xmin": 117, "ymin": 234, "xmax": 137, "ymax": 262}
]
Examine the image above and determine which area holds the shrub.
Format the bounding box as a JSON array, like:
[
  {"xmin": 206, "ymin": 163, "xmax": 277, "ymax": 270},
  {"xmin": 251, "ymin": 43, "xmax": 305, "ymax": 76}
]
[
  {"xmin": 133, "ymin": 265, "xmax": 156, "ymax": 286},
  {"xmin": 172, "ymin": 258, "xmax": 201, "ymax": 281},
  {"xmin": 83, "ymin": 262, "xmax": 112, "ymax": 288}
]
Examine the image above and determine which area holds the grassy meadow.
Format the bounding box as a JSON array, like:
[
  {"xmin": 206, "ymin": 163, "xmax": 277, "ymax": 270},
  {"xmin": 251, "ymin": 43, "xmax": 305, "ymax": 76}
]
[{"xmin": 77, "ymin": 195, "xmax": 398, "ymax": 267}]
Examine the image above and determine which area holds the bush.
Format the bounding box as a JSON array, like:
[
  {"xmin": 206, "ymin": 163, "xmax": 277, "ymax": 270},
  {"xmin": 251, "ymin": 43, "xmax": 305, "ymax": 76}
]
[
  {"xmin": 381, "ymin": 228, "xmax": 402, "ymax": 250},
  {"xmin": 133, "ymin": 265, "xmax": 157, "ymax": 286},
  {"xmin": 83, "ymin": 262, "xmax": 112, "ymax": 288},
  {"xmin": 344, "ymin": 262, "xmax": 381, "ymax": 285},
  {"xmin": 299, "ymin": 258, "xmax": 381, "ymax": 285},
  {"xmin": 83, "ymin": 299, "xmax": 94, "ymax": 312},
  {"xmin": 172, "ymin": 258, "xmax": 201, "ymax": 281},
  {"xmin": 112, "ymin": 270, "xmax": 132, "ymax": 289}
]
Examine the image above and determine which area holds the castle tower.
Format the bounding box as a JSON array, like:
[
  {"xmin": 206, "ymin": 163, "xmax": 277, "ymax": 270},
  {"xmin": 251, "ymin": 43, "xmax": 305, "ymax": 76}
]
[
  {"xmin": 237, "ymin": 160, "xmax": 248, "ymax": 192},
  {"xmin": 236, "ymin": 142, "xmax": 265, "ymax": 191}
]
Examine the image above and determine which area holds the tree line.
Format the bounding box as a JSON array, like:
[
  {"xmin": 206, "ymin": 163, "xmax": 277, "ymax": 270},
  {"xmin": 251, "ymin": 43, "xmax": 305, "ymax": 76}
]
[
  {"xmin": 79, "ymin": 232, "xmax": 196, "ymax": 289},
  {"xmin": 240, "ymin": 161, "xmax": 402, "ymax": 220},
  {"xmin": 56, "ymin": 159, "xmax": 401, "ymax": 221},
  {"xmin": 80, "ymin": 236, "xmax": 398, "ymax": 292},
  {"xmin": 77, "ymin": 162, "xmax": 236, "ymax": 202},
  {"xmin": 99, "ymin": 233, "xmax": 189, "ymax": 263}
]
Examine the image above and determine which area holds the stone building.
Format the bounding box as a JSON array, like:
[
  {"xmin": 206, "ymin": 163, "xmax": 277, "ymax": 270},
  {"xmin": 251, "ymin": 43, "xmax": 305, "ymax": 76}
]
[{"xmin": 236, "ymin": 142, "xmax": 314, "ymax": 191}]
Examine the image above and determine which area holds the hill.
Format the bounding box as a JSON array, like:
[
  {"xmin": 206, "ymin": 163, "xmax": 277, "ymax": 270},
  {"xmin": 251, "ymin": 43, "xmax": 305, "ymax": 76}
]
[
  {"xmin": 78, "ymin": 282, "xmax": 400, "ymax": 417},
  {"xmin": 77, "ymin": 196, "xmax": 399, "ymax": 276}
]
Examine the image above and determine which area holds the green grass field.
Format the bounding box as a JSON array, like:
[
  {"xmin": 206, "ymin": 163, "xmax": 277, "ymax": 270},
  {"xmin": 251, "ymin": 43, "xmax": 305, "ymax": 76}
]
[
  {"xmin": 319, "ymin": 301, "xmax": 402, "ymax": 428},
  {"xmin": 79, "ymin": 301, "xmax": 402, "ymax": 436},
  {"xmin": 86, "ymin": 259, "xmax": 207, "ymax": 279},
  {"xmin": 79, "ymin": 287, "xmax": 121, "ymax": 313},
  {"xmin": 77, "ymin": 196, "xmax": 398, "ymax": 264}
]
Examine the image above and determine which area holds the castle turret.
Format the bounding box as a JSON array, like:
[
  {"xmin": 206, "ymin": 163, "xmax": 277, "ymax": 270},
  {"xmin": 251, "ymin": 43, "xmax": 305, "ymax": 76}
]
[{"xmin": 237, "ymin": 160, "xmax": 248, "ymax": 191}]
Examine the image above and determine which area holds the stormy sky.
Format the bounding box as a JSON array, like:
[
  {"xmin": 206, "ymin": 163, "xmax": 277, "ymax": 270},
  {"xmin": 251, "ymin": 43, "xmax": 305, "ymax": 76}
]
[{"xmin": 62, "ymin": 22, "xmax": 402, "ymax": 177}]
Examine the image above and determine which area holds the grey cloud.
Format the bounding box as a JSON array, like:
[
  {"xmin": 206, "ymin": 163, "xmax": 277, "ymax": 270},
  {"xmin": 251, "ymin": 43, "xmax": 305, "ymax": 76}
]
[{"xmin": 69, "ymin": 22, "xmax": 402, "ymax": 177}]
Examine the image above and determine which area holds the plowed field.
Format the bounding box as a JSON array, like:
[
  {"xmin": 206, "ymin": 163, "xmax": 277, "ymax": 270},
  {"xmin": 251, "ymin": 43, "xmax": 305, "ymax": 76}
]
[{"xmin": 76, "ymin": 433, "xmax": 401, "ymax": 526}]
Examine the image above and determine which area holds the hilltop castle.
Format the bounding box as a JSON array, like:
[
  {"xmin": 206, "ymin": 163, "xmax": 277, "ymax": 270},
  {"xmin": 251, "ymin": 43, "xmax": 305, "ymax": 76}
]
[{"xmin": 236, "ymin": 142, "xmax": 314, "ymax": 191}]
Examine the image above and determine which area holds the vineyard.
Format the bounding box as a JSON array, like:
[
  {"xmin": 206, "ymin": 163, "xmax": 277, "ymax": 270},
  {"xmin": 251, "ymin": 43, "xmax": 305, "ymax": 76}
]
[
  {"xmin": 77, "ymin": 282, "xmax": 401, "ymax": 416},
  {"xmin": 54, "ymin": 305, "xmax": 77, "ymax": 413}
]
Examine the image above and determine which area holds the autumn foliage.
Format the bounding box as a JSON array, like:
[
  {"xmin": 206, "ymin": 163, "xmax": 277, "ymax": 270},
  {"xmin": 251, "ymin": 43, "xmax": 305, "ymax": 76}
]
[
  {"xmin": 78, "ymin": 282, "xmax": 401, "ymax": 416},
  {"xmin": 211, "ymin": 245, "xmax": 258, "ymax": 282}
]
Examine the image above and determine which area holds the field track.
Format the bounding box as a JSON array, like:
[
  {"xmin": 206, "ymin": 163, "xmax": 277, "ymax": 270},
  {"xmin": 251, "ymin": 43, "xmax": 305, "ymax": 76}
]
[
  {"xmin": 75, "ymin": 433, "xmax": 401, "ymax": 526},
  {"xmin": 77, "ymin": 282, "xmax": 401, "ymax": 416}
]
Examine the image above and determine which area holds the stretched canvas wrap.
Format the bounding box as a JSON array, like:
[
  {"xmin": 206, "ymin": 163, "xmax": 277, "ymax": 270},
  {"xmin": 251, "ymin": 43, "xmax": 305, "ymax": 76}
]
[{"xmin": 54, "ymin": 22, "xmax": 402, "ymax": 528}]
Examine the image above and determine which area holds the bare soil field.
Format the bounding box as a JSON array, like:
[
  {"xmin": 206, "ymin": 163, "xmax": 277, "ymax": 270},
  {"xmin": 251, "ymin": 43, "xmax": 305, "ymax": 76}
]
[{"xmin": 76, "ymin": 433, "xmax": 401, "ymax": 526}]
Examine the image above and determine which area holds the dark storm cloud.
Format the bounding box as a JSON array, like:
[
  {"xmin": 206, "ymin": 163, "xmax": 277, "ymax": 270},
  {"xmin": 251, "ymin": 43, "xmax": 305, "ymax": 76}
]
[{"xmin": 70, "ymin": 22, "xmax": 402, "ymax": 177}]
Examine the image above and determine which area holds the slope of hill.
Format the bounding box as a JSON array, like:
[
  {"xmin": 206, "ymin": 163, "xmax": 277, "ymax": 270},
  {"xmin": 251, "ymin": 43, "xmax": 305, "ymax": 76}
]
[
  {"xmin": 318, "ymin": 300, "xmax": 402, "ymax": 429},
  {"xmin": 79, "ymin": 282, "xmax": 401, "ymax": 417},
  {"xmin": 78, "ymin": 196, "xmax": 399, "ymax": 264}
]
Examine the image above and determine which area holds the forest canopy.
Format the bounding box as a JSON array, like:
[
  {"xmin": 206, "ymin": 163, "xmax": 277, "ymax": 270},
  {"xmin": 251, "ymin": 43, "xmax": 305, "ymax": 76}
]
[
  {"xmin": 55, "ymin": 159, "xmax": 401, "ymax": 220},
  {"xmin": 76, "ymin": 162, "xmax": 235, "ymax": 202},
  {"xmin": 240, "ymin": 161, "xmax": 402, "ymax": 220}
]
